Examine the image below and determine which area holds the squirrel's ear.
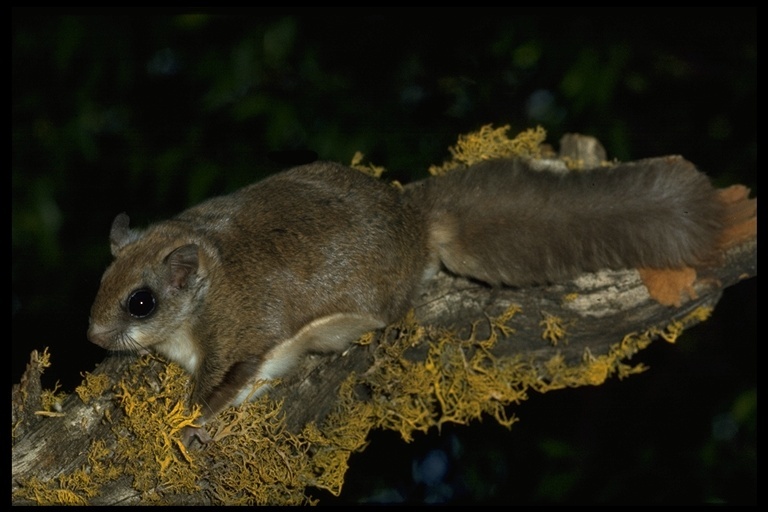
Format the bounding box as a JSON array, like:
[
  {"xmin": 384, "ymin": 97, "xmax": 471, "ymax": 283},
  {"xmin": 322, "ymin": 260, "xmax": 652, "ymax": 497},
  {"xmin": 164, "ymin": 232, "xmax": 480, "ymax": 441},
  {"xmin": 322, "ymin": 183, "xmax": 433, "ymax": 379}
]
[
  {"xmin": 164, "ymin": 244, "xmax": 200, "ymax": 290},
  {"xmin": 109, "ymin": 213, "xmax": 141, "ymax": 256}
]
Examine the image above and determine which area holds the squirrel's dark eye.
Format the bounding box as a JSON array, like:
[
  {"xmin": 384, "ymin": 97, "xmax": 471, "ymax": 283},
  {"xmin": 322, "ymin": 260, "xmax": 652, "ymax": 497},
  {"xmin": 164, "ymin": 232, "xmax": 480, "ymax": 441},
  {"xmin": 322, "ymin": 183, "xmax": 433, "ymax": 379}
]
[{"xmin": 127, "ymin": 288, "xmax": 156, "ymax": 318}]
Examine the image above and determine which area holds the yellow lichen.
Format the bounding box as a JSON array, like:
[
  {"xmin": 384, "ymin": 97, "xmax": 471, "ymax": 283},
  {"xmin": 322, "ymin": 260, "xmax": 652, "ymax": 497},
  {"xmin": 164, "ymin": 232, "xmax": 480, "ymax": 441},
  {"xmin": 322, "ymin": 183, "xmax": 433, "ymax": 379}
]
[
  {"xmin": 15, "ymin": 465, "xmax": 102, "ymax": 505},
  {"xmin": 527, "ymin": 330, "xmax": 651, "ymax": 395},
  {"xmin": 17, "ymin": 476, "xmax": 89, "ymax": 506},
  {"xmin": 86, "ymin": 439, "xmax": 122, "ymax": 482},
  {"xmin": 562, "ymin": 293, "xmax": 579, "ymax": 303},
  {"xmin": 345, "ymin": 295, "xmax": 699, "ymax": 459},
  {"xmin": 36, "ymin": 347, "xmax": 53, "ymax": 369},
  {"xmin": 355, "ymin": 330, "xmax": 377, "ymax": 346},
  {"xmin": 302, "ymin": 378, "xmax": 377, "ymax": 497},
  {"xmin": 14, "ymin": 355, "xmax": 207, "ymax": 504},
  {"xmin": 429, "ymin": 125, "xmax": 548, "ymax": 175},
  {"xmin": 75, "ymin": 372, "xmax": 111, "ymax": 404},
  {"xmin": 540, "ymin": 313, "xmax": 567, "ymax": 346},
  {"xmin": 356, "ymin": 307, "xmax": 537, "ymax": 443},
  {"xmin": 489, "ymin": 304, "xmax": 523, "ymax": 338},
  {"xmin": 652, "ymin": 306, "xmax": 713, "ymax": 343},
  {"xmin": 203, "ymin": 397, "xmax": 315, "ymax": 505},
  {"xmin": 39, "ymin": 380, "xmax": 66, "ymax": 413},
  {"xmin": 111, "ymin": 356, "xmax": 201, "ymax": 496},
  {"xmin": 350, "ymin": 151, "xmax": 386, "ymax": 178}
]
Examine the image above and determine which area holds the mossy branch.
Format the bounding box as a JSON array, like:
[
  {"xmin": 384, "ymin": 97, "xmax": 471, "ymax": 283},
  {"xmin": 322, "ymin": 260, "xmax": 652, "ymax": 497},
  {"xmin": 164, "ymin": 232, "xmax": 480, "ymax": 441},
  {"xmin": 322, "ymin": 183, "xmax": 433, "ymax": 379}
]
[{"xmin": 11, "ymin": 130, "xmax": 757, "ymax": 505}]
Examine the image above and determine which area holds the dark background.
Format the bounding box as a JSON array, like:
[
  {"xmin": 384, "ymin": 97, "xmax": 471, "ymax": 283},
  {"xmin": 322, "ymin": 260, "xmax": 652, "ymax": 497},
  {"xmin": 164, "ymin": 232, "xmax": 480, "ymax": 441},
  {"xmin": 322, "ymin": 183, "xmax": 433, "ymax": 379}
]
[{"xmin": 12, "ymin": 11, "xmax": 756, "ymax": 504}]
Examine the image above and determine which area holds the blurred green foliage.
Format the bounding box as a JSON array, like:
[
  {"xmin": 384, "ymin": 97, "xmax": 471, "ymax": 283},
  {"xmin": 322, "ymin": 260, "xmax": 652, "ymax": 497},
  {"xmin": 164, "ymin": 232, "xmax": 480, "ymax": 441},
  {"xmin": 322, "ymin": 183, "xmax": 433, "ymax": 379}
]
[{"xmin": 12, "ymin": 11, "xmax": 755, "ymax": 505}]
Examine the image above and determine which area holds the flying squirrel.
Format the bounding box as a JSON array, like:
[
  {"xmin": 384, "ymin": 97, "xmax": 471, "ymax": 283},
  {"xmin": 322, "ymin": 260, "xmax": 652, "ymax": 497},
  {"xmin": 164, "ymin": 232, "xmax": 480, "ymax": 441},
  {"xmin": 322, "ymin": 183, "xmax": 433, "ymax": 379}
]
[{"xmin": 87, "ymin": 156, "xmax": 724, "ymax": 443}]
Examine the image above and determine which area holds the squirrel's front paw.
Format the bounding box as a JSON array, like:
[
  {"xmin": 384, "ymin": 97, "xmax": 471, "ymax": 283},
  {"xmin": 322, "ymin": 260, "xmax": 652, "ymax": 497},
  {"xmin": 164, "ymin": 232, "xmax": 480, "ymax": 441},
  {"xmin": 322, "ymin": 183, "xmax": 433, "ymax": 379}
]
[{"xmin": 181, "ymin": 425, "xmax": 213, "ymax": 448}]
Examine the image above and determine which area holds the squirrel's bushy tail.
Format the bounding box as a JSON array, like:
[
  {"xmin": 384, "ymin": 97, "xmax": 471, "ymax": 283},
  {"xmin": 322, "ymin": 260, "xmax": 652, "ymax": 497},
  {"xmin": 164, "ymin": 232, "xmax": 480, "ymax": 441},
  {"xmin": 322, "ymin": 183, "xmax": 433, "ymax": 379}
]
[{"xmin": 408, "ymin": 157, "xmax": 724, "ymax": 287}]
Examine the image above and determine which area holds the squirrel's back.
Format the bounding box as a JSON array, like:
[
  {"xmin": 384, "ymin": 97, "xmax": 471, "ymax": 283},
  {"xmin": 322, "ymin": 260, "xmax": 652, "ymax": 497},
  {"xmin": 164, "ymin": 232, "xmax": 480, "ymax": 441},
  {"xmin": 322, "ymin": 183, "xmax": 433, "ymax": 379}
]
[{"xmin": 176, "ymin": 161, "xmax": 433, "ymax": 329}]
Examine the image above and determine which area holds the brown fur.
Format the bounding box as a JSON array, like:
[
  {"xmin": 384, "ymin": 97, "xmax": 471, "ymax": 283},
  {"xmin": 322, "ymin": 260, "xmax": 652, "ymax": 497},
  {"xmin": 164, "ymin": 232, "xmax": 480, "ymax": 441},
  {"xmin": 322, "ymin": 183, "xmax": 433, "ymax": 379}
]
[
  {"xmin": 88, "ymin": 157, "xmax": 723, "ymax": 425},
  {"xmin": 412, "ymin": 156, "xmax": 723, "ymax": 286}
]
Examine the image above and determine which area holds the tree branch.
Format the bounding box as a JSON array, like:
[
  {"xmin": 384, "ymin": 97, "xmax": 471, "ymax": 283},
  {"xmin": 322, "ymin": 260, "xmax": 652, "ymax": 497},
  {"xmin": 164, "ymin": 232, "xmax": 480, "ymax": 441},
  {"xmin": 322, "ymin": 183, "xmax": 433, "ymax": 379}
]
[{"xmin": 11, "ymin": 136, "xmax": 757, "ymax": 505}]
